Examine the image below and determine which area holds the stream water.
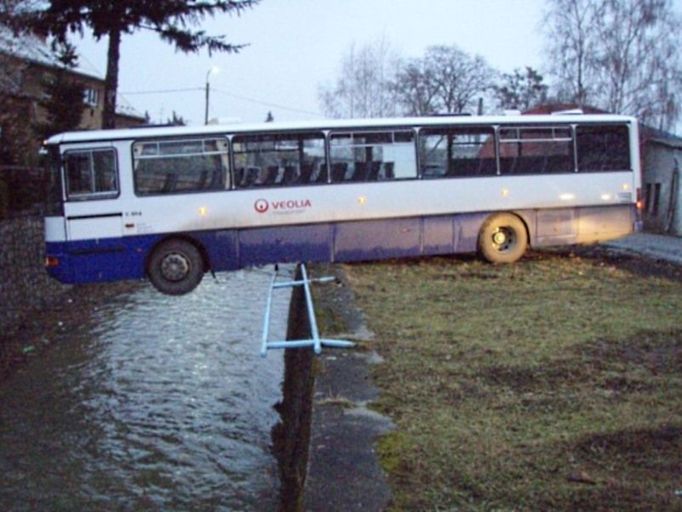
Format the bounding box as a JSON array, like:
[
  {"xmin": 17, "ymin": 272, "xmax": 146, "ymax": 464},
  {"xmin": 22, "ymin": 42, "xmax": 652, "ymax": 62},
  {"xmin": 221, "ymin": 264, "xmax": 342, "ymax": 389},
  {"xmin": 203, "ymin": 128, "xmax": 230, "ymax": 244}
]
[{"xmin": 0, "ymin": 268, "xmax": 289, "ymax": 511}]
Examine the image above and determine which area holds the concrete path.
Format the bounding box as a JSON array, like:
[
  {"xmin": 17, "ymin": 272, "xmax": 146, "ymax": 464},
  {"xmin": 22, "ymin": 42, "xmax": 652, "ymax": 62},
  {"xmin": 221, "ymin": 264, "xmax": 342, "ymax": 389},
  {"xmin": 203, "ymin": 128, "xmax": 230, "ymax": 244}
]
[{"xmin": 602, "ymin": 233, "xmax": 682, "ymax": 265}]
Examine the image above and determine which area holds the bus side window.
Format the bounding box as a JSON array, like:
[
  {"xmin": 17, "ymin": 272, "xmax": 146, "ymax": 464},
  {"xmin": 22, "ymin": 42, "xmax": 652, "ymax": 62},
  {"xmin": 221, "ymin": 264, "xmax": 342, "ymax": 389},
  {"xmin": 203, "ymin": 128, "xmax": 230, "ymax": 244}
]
[
  {"xmin": 232, "ymin": 132, "xmax": 326, "ymax": 188},
  {"xmin": 132, "ymin": 138, "xmax": 228, "ymax": 195},
  {"xmin": 330, "ymin": 131, "xmax": 417, "ymax": 182},
  {"xmin": 64, "ymin": 148, "xmax": 118, "ymax": 200},
  {"xmin": 498, "ymin": 127, "xmax": 573, "ymax": 175},
  {"xmin": 419, "ymin": 128, "xmax": 496, "ymax": 179},
  {"xmin": 576, "ymin": 125, "xmax": 630, "ymax": 172}
]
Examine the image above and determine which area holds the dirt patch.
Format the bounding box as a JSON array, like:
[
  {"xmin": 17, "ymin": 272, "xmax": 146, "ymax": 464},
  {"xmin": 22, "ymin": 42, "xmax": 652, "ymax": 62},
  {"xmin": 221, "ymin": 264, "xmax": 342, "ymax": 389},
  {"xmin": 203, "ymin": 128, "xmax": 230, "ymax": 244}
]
[
  {"xmin": 572, "ymin": 245, "xmax": 682, "ymax": 283},
  {"xmin": 481, "ymin": 362, "xmax": 589, "ymax": 393},
  {"xmin": 574, "ymin": 425, "xmax": 681, "ymax": 468},
  {"xmin": 558, "ymin": 426, "xmax": 682, "ymax": 512},
  {"xmin": 577, "ymin": 329, "xmax": 682, "ymax": 375}
]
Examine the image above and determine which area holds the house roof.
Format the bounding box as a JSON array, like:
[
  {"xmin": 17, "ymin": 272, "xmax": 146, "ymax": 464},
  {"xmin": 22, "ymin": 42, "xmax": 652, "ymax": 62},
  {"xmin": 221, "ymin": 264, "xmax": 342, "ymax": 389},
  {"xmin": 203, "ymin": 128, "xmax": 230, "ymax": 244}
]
[
  {"xmin": 0, "ymin": 25, "xmax": 104, "ymax": 81},
  {"xmin": 0, "ymin": 25, "xmax": 145, "ymax": 120},
  {"xmin": 640, "ymin": 125, "xmax": 682, "ymax": 150}
]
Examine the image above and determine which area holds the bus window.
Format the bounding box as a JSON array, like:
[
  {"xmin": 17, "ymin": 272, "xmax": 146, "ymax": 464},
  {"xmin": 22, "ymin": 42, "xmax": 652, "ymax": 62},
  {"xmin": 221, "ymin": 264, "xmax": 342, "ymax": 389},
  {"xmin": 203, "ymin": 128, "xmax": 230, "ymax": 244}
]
[
  {"xmin": 420, "ymin": 128, "xmax": 496, "ymax": 178},
  {"xmin": 232, "ymin": 132, "xmax": 326, "ymax": 188},
  {"xmin": 132, "ymin": 138, "xmax": 229, "ymax": 195},
  {"xmin": 498, "ymin": 127, "xmax": 574, "ymax": 175},
  {"xmin": 64, "ymin": 148, "xmax": 118, "ymax": 200},
  {"xmin": 576, "ymin": 125, "xmax": 630, "ymax": 172},
  {"xmin": 329, "ymin": 130, "xmax": 417, "ymax": 182}
]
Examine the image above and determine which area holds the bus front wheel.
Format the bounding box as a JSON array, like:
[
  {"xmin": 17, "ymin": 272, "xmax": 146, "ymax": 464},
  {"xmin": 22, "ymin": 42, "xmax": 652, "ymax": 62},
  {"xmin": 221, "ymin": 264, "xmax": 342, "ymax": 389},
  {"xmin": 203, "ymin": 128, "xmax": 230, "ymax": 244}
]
[
  {"xmin": 148, "ymin": 239, "xmax": 204, "ymax": 295},
  {"xmin": 478, "ymin": 213, "xmax": 528, "ymax": 264}
]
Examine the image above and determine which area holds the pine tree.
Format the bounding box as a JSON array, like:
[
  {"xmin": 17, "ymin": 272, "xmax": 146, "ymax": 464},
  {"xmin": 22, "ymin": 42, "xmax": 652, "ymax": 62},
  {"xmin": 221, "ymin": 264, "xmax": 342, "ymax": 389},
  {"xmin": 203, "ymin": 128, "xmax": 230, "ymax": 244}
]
[
  {"xmin": 23, "ymin": 0, "xmax": 257, "ymax": 129},
  {"xmin": 493, "ymin": 67, "xmax": 548, "ymax": 112},
  {"xmin": 37, "ymin": 42, "xmax": 84, "ymax": 139}
]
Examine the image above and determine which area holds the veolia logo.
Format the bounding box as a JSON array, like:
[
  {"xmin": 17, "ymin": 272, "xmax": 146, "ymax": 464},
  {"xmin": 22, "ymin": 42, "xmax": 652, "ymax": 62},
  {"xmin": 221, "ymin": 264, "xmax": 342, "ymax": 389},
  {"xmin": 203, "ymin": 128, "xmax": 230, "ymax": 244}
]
[
  {"xmin": 254, "ymin": 199, "xmax": 269, "ymax": 213},
  {"xmin": 254, "ymin": 198, "xmax": 312, "ymax": 214}
]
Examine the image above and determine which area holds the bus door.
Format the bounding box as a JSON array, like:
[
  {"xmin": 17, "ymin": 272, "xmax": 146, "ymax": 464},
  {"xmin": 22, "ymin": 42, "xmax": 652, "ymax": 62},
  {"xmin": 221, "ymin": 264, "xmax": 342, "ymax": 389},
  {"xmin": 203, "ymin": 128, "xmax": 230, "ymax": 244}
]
[{"xmin": 60, "ymin": 143, "xmax": 124, "ymax": 241}]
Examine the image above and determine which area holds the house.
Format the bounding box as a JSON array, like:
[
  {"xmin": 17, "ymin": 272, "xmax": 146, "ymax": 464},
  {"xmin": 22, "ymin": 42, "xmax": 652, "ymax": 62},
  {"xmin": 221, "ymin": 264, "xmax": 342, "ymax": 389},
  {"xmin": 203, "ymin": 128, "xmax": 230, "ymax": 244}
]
[
  {"xmin": 0, "ymin": 26, "xmax": 145, "ymax": 166},
  {"xmin": 639, "ymin": 128, "xmax": 682, "ymax": 235}
]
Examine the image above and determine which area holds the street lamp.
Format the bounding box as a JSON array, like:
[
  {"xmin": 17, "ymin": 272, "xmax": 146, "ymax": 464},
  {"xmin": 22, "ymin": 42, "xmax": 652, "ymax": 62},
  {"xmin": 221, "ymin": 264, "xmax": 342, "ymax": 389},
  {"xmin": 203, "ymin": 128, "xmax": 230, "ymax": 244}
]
[{"xmin": 204, "ymin": 66, "xmax": 220, "ymax": 125}]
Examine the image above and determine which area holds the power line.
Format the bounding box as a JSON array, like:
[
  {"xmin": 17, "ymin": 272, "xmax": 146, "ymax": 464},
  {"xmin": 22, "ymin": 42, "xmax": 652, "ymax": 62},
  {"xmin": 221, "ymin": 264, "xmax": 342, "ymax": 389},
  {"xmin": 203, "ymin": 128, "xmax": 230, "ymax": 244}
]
[
  {"xmin": 211, "ymin": 87, "xmax": 323, "ymax": 117},
  {"xmin": 119, "ymin": 87, "xmax": 204, "ymax": 95},
  {"xmin": 117, "ymin": 85, "xmax": 324, "ymax": 117}
]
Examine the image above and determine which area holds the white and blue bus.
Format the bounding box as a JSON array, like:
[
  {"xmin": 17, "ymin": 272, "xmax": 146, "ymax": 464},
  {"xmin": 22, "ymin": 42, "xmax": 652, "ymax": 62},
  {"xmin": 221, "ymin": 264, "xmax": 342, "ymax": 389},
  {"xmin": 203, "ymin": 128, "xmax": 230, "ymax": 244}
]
[{"xmin": 43, "ymin": 114, "xmax": 641, "ymax": 295}]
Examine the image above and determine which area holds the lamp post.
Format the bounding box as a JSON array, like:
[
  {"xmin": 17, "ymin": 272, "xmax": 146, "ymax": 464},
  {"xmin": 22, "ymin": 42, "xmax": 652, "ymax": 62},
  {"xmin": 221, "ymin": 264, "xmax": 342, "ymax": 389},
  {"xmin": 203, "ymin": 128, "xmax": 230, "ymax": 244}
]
[{"xmin": 204, "ymin": 66, "xmax": 220, "ymax": 125}]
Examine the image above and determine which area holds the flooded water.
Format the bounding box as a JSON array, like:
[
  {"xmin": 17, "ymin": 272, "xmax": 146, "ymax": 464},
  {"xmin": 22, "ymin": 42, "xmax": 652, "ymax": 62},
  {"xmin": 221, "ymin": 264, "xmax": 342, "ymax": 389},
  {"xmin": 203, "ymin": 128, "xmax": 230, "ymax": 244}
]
[{"xmin": 0, "ymin": 268, "xmax": 290, "ymax": 511}]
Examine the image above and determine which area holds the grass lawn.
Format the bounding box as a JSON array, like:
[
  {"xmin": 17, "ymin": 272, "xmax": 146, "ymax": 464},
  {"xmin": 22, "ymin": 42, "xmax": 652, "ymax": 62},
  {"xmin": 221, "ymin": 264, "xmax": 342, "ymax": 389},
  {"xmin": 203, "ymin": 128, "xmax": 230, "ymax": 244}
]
[{"xmin": 336, "ymin": 250, "xmax": 682, "ymax": 511}]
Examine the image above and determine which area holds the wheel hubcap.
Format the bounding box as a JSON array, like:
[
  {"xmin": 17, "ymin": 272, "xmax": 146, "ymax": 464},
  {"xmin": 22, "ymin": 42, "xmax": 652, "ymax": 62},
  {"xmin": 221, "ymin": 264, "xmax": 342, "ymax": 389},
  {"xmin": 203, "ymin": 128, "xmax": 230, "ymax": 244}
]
[
  {"xmin": 160, "ymin": 252, "xmax": 191, "ymax": 282},
  {"xmin": 492, "ymin": 227, "xmax": 516, "ymax": 252}
]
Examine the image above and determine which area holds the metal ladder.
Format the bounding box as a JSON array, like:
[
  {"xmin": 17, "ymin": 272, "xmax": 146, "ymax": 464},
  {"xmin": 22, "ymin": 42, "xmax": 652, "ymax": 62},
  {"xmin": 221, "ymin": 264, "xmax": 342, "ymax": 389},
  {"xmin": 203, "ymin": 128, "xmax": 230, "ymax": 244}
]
[{"xmin": 261, "ymin": 264, "xmax": 355, "ymax": 356}]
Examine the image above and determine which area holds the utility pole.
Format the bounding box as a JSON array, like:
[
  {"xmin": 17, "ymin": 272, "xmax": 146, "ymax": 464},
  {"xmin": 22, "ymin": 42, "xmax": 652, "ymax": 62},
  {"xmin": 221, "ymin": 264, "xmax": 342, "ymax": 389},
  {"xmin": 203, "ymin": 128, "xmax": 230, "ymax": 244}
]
[{"xmin": 204, "ymin": 66, "xmax": 220, "ymax": 125}]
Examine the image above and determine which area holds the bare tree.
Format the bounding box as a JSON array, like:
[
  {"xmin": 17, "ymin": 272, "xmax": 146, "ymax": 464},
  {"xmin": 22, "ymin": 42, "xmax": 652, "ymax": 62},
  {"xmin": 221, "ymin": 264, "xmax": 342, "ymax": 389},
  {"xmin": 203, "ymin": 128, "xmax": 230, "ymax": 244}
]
[
  {"xmin": 392, "ymin": 57, "xmax": 441, "ymax": 116},
  {"xmin": 544, "ymin": 0, "xmax": 682, "ymax": 130},
  {"xmin": 423, "ymin": 45, "xmax": 494, "ymax": 114},
  {"xmin": 318, "ymin": 38, "xmax": 401, "ymax": 118}
]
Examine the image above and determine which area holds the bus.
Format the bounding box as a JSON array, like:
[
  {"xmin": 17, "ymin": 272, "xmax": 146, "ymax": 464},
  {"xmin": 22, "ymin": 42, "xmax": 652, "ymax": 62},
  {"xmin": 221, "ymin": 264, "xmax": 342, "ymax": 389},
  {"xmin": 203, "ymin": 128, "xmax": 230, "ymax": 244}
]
[{"xmin": 43, "ymin": 114, "xmax": 641, "ymax": 295}]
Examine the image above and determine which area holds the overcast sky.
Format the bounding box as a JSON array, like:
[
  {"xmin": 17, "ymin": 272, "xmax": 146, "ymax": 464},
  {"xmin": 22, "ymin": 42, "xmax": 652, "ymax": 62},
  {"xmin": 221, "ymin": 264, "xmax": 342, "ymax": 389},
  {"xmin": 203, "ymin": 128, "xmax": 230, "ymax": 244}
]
[{"xmin": 73, "ymin": 0, "xmax": 681, "ymax": 127}]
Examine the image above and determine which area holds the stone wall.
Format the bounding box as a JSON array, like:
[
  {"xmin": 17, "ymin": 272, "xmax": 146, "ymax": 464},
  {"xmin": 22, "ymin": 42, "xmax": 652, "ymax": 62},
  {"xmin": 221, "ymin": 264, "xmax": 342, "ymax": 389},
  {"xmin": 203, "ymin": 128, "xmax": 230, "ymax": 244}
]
[
  {"xmin": 271, "ymin": 265, "xmax": 315, "ymax": 512},
  {"xmin": 0, "ymin": 216, "xmax": 70, "ymax": 336}
]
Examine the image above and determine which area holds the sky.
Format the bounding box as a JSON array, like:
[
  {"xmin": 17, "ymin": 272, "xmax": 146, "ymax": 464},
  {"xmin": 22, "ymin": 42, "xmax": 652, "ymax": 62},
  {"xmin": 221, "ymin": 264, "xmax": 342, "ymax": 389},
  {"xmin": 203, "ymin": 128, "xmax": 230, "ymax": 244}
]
[{"xmin": 72, "ymin": 0, "xmax": 681, "ymax": 127}]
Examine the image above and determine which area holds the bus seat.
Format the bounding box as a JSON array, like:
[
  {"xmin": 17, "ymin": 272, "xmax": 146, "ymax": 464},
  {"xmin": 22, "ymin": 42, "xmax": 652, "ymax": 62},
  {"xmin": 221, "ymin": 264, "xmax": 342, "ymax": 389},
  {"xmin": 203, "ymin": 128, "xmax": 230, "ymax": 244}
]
[
  {"xmin": 162, "ymin": 173, "xmax": 177, "ymax": 193},
  {"xmin": 351, "ymin": 161, "xmax": 368, "ymax": 181},
  {"xmin": 244, "ymin": 167, "xmax": 260, "ymax": 187},
  {"xmin": 209, "ymin": 169, "xmax": 224, "ymax": 189},
  {"xmin": 367, "ymin": 161, "xmax": 381, "ymax": 181},
  {"xmin": 264, "ymin": 166, "xmax": 279, "ymax": 185},
  {"xmin": 479, "ymin": 158, "xmax": 497, "ymax": 175},
  {"xmin": 382, "ymin": 162, "xmax": 394, "ymax": 180},
  {"xmin": 299, "ymin": 164, "xmax": 314, "ymax": 183},
  {"xmin": 332, "ymin": 162, "xmax": 348, "ymax": 182},
  {"xmin": 233, "ymin": 167, "xmax": 243, "ymax": 186},
  {"xmin": 198, "ymin": 170, "xmax": 209, "ymax": 188},
  {"xmin": 283, "ymin": 166, "xmax": 297, "ymax": 185}
]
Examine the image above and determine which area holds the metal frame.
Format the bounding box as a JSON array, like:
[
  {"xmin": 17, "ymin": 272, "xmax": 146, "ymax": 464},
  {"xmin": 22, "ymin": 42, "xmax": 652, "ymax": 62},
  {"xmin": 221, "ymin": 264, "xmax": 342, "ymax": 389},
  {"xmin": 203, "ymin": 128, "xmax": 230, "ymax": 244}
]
[{"xmin": 261, "ymin": 264, "xmax": 354, "ymax": 356}]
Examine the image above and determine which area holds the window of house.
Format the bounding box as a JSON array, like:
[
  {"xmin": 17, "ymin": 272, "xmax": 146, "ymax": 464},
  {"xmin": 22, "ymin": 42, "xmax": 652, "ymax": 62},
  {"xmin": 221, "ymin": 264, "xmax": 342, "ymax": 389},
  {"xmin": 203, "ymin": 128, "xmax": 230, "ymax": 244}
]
[
  {"xmin": 84, "ymin": 88, "xmax": 99, "ymax": 107},
  {"xmin": 420, "ymin": 127, "xmax": 496, "ymax": 178},
  {"xmin": 329, "ymin": 130, "xmax": 417, "ymax": 182},
  {"xmin": 64, "ymin": 148, "xmax": 118, "ymax": 200},
  {"xmin": 133, "ymin": 138, "xmax": 229, "ymax": 195},
  {"xmin": 231, "ymin": 132, "xmax": 326, "ymax": 188}
]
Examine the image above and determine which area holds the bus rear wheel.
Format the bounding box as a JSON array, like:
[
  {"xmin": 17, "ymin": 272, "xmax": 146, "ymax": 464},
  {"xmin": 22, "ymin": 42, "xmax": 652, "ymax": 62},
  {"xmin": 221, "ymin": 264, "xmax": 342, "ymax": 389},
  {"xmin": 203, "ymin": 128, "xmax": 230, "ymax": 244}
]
[
  {"xmin": 478, "ymin": 213, "xmax": 528, "ymax": 264},
  {"xmin": 148, "ymin": 239, "xmax": 204, "ymax": 295}
]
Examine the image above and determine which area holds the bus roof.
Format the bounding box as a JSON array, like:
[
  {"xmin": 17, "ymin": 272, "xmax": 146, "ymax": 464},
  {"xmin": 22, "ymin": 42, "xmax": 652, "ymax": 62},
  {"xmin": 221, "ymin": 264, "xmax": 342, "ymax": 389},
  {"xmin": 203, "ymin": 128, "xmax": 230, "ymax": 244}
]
[{"xmin": 45, "ymin": 114, "xmax": 637, "ymax": 145}]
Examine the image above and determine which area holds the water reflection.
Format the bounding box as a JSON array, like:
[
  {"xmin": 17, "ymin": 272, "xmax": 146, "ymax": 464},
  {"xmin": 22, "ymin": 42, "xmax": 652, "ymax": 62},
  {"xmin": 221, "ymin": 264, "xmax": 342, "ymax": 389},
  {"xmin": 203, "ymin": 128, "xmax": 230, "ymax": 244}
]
[{"xmin": 0, "ymin": 268, "xmax": 289, "ymax": 511}]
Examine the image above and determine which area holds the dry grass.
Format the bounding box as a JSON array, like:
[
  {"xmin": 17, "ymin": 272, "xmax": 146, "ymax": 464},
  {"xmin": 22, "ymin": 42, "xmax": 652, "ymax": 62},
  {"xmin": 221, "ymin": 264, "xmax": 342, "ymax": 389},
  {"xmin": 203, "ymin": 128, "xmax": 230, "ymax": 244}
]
[{"xmin": 335, "ymin": 250, "xmax": 682, "ymax": 511}]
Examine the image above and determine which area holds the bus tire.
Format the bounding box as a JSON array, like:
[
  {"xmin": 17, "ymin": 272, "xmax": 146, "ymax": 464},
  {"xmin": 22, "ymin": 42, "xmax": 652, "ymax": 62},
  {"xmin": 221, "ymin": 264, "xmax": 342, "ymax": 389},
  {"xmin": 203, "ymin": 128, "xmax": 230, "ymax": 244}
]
[
  {"xmin": 478, "ymin": 213, "xmax": 528, "ymax": 264},
  {"xmin": 148, "ymin": 239, "xmax": 204, "ymax": 295}
]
